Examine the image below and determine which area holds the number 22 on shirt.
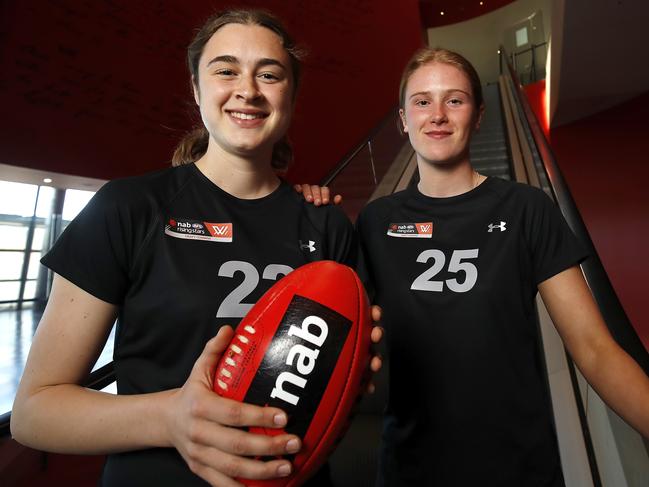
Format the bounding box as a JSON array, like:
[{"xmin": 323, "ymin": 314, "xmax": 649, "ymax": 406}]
[{"xmin": 216, "ymin": 260, "xmax": 294, "ymax": 318}]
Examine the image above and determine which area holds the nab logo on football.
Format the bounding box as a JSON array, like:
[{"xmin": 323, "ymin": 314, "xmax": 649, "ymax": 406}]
[
  {"xmin": 244, "ymin": 295, "xmax": 351, "ymax": 438},
  {"xmin": 270, "ymin": 314, "xmax": 328, "ymax": 405}
]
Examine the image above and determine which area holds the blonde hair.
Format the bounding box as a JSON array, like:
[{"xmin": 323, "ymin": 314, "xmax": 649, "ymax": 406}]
[
  {"xmin": 399, "ymin": 47, "xmax": 484, "ymax": 112},
  {"xmin": 172, "ymin": 9, "xmax": 304, "ymax": 171}
]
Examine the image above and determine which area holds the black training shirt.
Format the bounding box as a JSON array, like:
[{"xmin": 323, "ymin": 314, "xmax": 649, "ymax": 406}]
[
  {"xmin": 42, "ymin": 163, "xmax": 356, "ymax": 486},
  {"xmin": 356, "ymin": 177, "xmax": 587, "ymax": 487}
]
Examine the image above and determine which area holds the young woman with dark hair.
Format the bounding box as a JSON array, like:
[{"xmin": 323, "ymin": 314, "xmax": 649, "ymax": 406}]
[{"xmin": 11, "ymin": 9, "xmax": 380, "ymax": 487}]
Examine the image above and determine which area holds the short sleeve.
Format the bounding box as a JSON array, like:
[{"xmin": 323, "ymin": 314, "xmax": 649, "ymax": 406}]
[
  {"xmin": 353, "ymin": 208, "xmax": 377, "ymax": 301},
  {"xmin": 324, "ymin": 205, "xmax": 358, "ymax": 268},
  {"xmin": 523, "ymin": 188, "xmax": 588, "ymax": 284},
  {"xmin": 41, "ymin": 181, "xmax": 135, "ymax": 304}
]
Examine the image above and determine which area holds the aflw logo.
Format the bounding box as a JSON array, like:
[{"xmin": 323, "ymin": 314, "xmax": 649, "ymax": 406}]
[
  {"xmin": 244, "ymin": 295, "xmax": 351, "ymax": 438},
  {"xmin": 206, "ymin": 222, "xmax": 233, "ymax": 241},
  {"xmin": 211, "ymin": 224, "xmax": 230, "ymax": 236}
]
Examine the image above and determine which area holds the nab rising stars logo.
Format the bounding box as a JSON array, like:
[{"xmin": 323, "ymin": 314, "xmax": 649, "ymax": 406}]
[{"xmin": 300, "ymin": 240, "xmax": 316, "ymax": 253}]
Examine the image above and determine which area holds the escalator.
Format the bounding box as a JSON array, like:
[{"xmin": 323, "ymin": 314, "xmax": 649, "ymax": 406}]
[
  {"xmin": 470, "ymin": 83, "xmax": 512, "ymax": 181},
  {"xmin": 497, "ymin": 47, "xmax": 649, "ymax": 487}
]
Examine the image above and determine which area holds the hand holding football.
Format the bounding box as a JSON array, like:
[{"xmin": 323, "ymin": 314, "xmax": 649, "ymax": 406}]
[{"xmin": 213, "ymin": 261, "xmax": 372, "ymax": 486}]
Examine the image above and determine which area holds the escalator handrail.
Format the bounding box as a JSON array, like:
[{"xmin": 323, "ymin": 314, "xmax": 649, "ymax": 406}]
[
  {"xmin": 499, "ymin": 45, "xmax": 649, "ymax": 374},
  {"xmin": 320, "ymin": 105, "xmax": 399, "ymax": 186}
]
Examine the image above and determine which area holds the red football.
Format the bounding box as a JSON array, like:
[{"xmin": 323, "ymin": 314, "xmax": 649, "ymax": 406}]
[{"xmin": 213, "ymin": 260, "xmax": 371, "ymax": 487}]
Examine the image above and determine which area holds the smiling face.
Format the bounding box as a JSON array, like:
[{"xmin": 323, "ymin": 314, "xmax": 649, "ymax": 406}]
[
  {"xmin": 400, "ymin": 62, "xmax": 483, "ymax": 168},
  {"xmin": 193, "ymin": 23, "xmax": 294, "ymax": 161}
]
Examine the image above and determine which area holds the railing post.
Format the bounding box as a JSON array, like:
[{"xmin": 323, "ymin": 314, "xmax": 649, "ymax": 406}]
[{"xmin": 367, "ymin": 140, "xmax": 377, "ymax": 185}]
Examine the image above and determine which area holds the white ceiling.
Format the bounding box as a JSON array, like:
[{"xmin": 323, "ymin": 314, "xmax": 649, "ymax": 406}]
[{"xmin": 0, "ymin": 163, "xmax": 106, "ymax": 192}]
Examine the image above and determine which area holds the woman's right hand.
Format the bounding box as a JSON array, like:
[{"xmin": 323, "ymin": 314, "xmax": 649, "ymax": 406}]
[{"xmin": 165, "ymin": 326, "xmax": 301, "ymax": 487}]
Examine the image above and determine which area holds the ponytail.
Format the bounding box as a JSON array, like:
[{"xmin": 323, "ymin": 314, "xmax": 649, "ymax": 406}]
[
  {"xmin": 171, "ymin": 126, "xmax": 209, "ymax": 166},
  {"xmin": 271, "ymin": 136, "xmax": 292, "ymax": 172}
]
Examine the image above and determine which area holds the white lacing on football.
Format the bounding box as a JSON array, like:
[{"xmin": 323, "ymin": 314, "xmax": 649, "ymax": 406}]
[{"xmin": 217, "ymin": 325, "xmax": 256, "ymax": 392}]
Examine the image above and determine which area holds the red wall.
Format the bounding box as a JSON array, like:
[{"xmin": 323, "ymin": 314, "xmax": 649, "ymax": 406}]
[
  {"xmin": 547, "ymin": 92, "xmax": 649, "ymax": 350},
  {"xmin": 0, "ymin": 0, "xmax": 423, "ymax": 183},
  {"xmin": 523, "ymin": 80, "xmax": 549, "ymax": 137}
]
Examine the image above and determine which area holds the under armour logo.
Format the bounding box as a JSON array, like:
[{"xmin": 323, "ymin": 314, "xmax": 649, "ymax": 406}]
[
  {"xmin": 487, "ymin": 221, "xmax": 507, "ymax": 232},
  {"xmin": 299, "ymin": 240, "xmax": 316, "ymax": 252}
]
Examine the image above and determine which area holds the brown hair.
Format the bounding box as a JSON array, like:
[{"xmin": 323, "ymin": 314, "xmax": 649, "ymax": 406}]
[
  {"xmin": 398, "ymin": 47, "xmax": 484, "ymax": 114},
  {"xmin": 172, "ymin": 9, "xmax": 304, "ymax": 170}
]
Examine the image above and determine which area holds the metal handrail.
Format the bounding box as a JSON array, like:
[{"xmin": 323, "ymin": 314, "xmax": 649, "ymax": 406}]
[
  {"xmin": 320, "ymin": 105, "xmax": 399, "ymax": 186},
  {"xmin": 502, "ymin": 43, "xmax": 649, "ymax": 485},
  {"xmin": 501, "ymin": 46, "xmax": 649, "ymax": 373},
  {"xmin": 511, "ymin": 41, "xmax": 547, "ymax": 56},
  {"xmin": 510, "ymin": 41, "xmax": 547, "ymax": 84}
]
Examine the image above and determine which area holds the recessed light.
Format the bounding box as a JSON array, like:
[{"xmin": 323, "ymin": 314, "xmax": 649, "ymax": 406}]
[
  {"xmin": 440, "ymin": 11, "xmax": 445, "ymax": 15},
  {"xmin": 480, "ymin": 1, "xmax": 484, "ymax": 5},
  {"xmin": 43, "ymin": 178, "xmax": 52, "ymax": 184}
]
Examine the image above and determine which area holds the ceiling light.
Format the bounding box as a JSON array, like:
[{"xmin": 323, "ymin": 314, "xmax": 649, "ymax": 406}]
[
  {"xmin": 43, "ymin": 178, "xmax": 52, "ymax": 183},
  {"xmin": 440, "ymin": 11, "xmax": 445, "ymax": 15},
  {"xmin": 480, "ymin": 1, "xmax": 484, "ymax": 5}
]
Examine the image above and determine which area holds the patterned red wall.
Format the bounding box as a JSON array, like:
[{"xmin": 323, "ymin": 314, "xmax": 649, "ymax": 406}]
[{"xmin": 0, "ymin": 0, "xmax": 423, "ymax": 183}]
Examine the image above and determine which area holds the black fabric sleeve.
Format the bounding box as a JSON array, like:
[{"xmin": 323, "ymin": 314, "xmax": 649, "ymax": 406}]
[
  {"xmin": 353, "ymin": 208, "xmax": 377, "ymax": 302},
  {"xmin": 41, "ymin": 180, "xmax": 139, "ymax": 304},
  {"xmin": 523, "ymin": 187, "xmax": 588, "ymax": 284},
  {"xmin": 324, "ymin": 205, "xmax": 358, "ymax": 268}
]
